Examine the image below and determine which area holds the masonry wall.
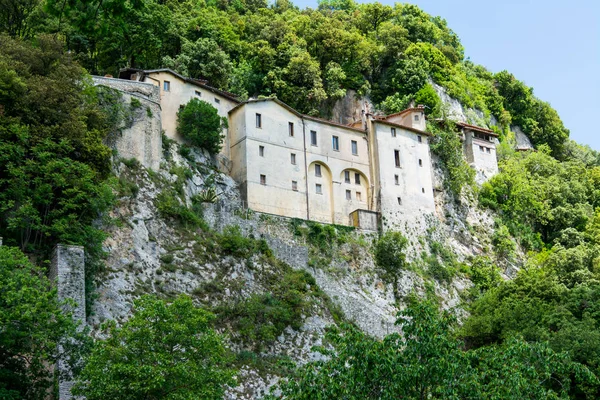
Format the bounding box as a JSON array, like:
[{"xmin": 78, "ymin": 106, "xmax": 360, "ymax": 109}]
[
  {"xmin": 303, "ymin": 118, "xmax": 371, "ymax": 225},
  {"xmin": 464, "ymin": 131, "xmax": 499, "ymax": 177},
  {"xmin": 92, "ymin": 76, "xmax": 162, "ymax": 171},
  {"xmin": 370, "ymin": 120, "xmax": 435, "ymax": 231},
  {"xmin": 384, "ymin": 108, "xmax": 426, "ymax": 131},
  {"xmin": 237, "ymin": 101, "xmax": 308, "ymax": 219},
  {"xmin": 49, "ymin": 245, "xmax": 86, "ymax": 400}
]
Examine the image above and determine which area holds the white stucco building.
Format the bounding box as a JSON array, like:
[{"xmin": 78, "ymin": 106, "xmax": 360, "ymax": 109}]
[{"xmin": 115, "ymin": 69, "xmax": 498, "ymax": 231}]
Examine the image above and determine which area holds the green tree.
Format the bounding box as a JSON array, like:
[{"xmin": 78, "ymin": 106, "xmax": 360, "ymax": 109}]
[
  {"xmin": 0, "ymin": 246, "xmax": 80, "ymax": 400},
  {"xmin": 177, "ymin": 98, "xmax": 228, "ymax": 154},
  {"xmin": 73, "ymin": 295, "xmax": 234, "ymax": 400},
  {"xmin": 163, "ymin": 37, "xmax": 233, "ymax": 89},
  {"xmin": 374, "ymin": 231, "xmax": 408, "ymax": 276}
]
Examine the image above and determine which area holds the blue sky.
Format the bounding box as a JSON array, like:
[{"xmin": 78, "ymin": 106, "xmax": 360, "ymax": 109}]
[{"xmin": 293, "ymin": 0, "xmax": 600, "ymax": 150}]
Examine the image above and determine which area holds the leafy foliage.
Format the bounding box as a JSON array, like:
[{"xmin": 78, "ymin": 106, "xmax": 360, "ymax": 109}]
[
  {"xmin": 373, "ymin": 230, "xmax": 408, "ymax": 276},
  {"xmin": 271, "ymin": 300, "xmax": 597, "ymax": 399},
  {"xmin": 0, "ymin": 246, "xmax": 81, "ymax": 400},
  {"xmin": 73, "ymin": 295, "xmax": 234, "ymax": 400},
  {"xmin": 177, "ymin": 98, "xmax": 228, "ymax": 155}
]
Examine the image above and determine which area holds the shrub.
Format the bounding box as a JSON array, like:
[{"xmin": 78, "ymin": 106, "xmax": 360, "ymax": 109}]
[
  {"xmin": 374, "ymin": 231, "xmax": 408, "ymax": 276},
  {"xmin": 177, "ymin": 98, "xmax": 228, "ymax": 154}
]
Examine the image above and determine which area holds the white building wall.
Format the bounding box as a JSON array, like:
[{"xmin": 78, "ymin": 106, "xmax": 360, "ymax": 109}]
[
  {"xmin": 371, "ymin": 121, "xmax": 435, "ymax": 231},
  {"xmin": 465, "ymin": 132, "xmax": 499, "ymax": 177},
  {"xmin": 237, "ymin": 101, "xmax": 308, "ymax": 219},
  {"xmin": 303, "ymin": 118, "xmax": 371, "ymax": 225}
]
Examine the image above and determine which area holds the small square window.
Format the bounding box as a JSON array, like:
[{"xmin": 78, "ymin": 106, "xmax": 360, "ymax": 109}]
[
  {"xmin": 356, "ymin": 191, "xmax": 362, "ymax": 201},
  {"xmin": 259, "ymin": 145, "xmax": 264, "ymax": 157},
  {"xmin": 256, "ymin": 113, "xmax": 262, "ymax": 128},
  {"xmin": 311, "ymin": 130, "xmax": 317, "ymax": 146},
  {"xmin": 315, "ymin": 164, "xmax": 322, "ymax": 177},
  {"xmin": 355, "ymin": 173, "xmax": 360, "ymax": 185},
  {"xmin": 419, "ymin": 159, "xmax": 423, "ymax": 167},
  {"xmin": 486, "ymin": 147, "xmax": 491, "ymax": 153},
  {"xmin": 346, "ymin": 190, "xmax": 351, "ymax": 200},
  {"xmin": 418, "ymin": 135, "xmax": 422, "ymax": 143},
  {"xmin": 292, "ymin": 181, "xmax": 298, "ymax": 191},
  {"xmin": 422, "ymin": 188, "xmax": 425, "ymax": 193},
  {"xmin": 351, "ymin": 140, "xmax": 358, "ymax": 155},
  {"xmin": 394, "ymin": 150, "xmax": 400, "ymax": 168},
  {"xmin": 316, "ymin": 184, "xmax": 322, "ymax": 194},
  {"xmin": 291, "ymin": 153, "xmax": 296, "ymax": 165},
  {"xmin": 344, "ymin": 171, "xmax": 350, "ymax": 183},
  {"xmin": 397, "ymin": 197, "xmax": 402, "ymax": 205},
  {"xmin": 260, "ymin": 174, "xmax": 266, "ymax": 185},
  {"xmin": 480, "ymin": 145, "xmax": 485, "ymax": 152},
  {"xmin": 289, "ymin": 122, "xmax": 294, "ymax": 137},
  {"xmin": 332, "ymin": 136, "xmax": 339, "ymax": 151},
  {"xmin": 414, "ymin": 114, "xmax": 420, "ymax": 121},
  {"xmin": 394, "ymin": 175, "xmax": 399, "ymax": 185},
  {"xmin": 214, "ymin": 98, "xmax": 220, "ymax": 104},
  {"xmin": 163, "ymin": 81, "xmax": 170, "ymax": 91},
  {"xmin": 391, "ymin": 127, "xmax": 396, "ymax": 137},
  {"xmin": 195, "ymin": 90, "xmax": 202, "ymax": 97}
]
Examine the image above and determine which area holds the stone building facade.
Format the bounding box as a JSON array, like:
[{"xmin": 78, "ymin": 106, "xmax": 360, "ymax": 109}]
[{"xmin": 110, "ymin": 69, "xmax": 499, "ymax": 231}]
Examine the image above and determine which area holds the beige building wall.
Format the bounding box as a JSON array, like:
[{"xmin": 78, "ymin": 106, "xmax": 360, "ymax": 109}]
[
  {"xmin": 141, "ymin": 70, "xmax": 239, "ymax": 166},
  {"xmin": 382, "ymin": 107, "xmax": 426, "ymax": 132},
  {"xmin": 369, "ymin": 119, "xmax": 435, "ymax": 231}
]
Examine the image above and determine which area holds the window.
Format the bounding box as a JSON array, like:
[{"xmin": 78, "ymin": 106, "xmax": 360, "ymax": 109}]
[
  {"xmin": 311, "ymin": 130, "xmax": 317, "ymax": 146},
  {"xmin": 260, "ymin": 174, "xmax": 266, "ymax": 185},
  {"xmin": 419, "ymin": 159, "xmax": 423, "ymax": 167},
  {"xmin": 292, "ymin": 181, "xmax": 298, "ymax": 191},
  {"xmin": 289, "ymin": 122, "xmax": 294, "ymax": 137},
  {"xmin": 163, "ymin": 81, "xmax": 170, "ymax": 91},
  {"xmin": 391, "ymin": 127, "xmax": 396, "ymax": 137},
  {"xmin": 355, "ymin": 173, "xmax": 360, "ymax": 185},
  {"xmin": 414, "ymin": 114, "xmax": 420, "ymax": 121},
  {"xmin": 418, "ymin": 135, "xmax": 422, "ymax": 143},
  {"xmin": 479, "ymin": 145, "xmax": 485, "ymax": 152},
  {"xmin": 346, "ymin": 190, "xmax": 351, "ymax": 200},
  {"xmin": 179, "ymin": 104, "xmax": 185, "ymax": 110},
  {"xmin": 290, "ymin": 153, "xmax": 296, "ymax": 165},
  {"xmin": 356, "ymin": 192, "xmax": 362, "ymax": 201},
  {"xmin": 486, "ymin": 147, "xmax": 491, "ymax": 153},
  {"xmin": 397, "ymin": 197, "xmax": 402, "ymax": 205},
  {"xmin": 214, "ymin": 98, "xmax": 220, "ymax": 104},
  {"xmin": 344, "ymin": 171, "xmax": 350, "ymax": 183},
  {"xmin": 394, "ymin": 174, "xmax": 399, "ymax": 185},
  {"xmin": 256, "ymin": 113, "xmax": 262, "ymax": 128},
  {"xmin": 259, "ymin": 145, "xmax": 264, "ymax": 157},
  {"xmin": 332, "ymin": 136, "xmax": 339, "ymax": 151},
  {"xmin": 316, "ymin": 184, "xmax": 322, "ymax": 194},
  {"xmin": 315, "ymin": 164, "xmax": 322, "ymax": 177},
  {"xmin": 351, "ymin": 140, "xmax": 358, "ymax": 155},
  {"xmin": 195, "ymin": 90, "xmax": 202, "ymax": 97},
  {"xmin": 394, "ymin": 150, "xmax": 400, "ymax": 167},
  {"xmin": 422, "ymin": 188, "xmax": 425, "ymax": 193}
]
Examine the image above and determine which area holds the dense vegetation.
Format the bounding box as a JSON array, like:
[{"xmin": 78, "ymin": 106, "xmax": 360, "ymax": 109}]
[
  {"xmin": 177, "ymin": 98, "xmax": 228, "ymax": 154},
  {"xmin": 2, "ymin": 0, "xmax": 569, "ymax": 154},
  {"xmin": 270, "ymin": 300, "xmax": 598, "ymax": 399},
  {"xmin": 2, "ymin": 0, "xmax": 600, "ymax": 398},
  {"xmin": 73, "ymin": 295, "xmax": 233, "ymax": 399}
]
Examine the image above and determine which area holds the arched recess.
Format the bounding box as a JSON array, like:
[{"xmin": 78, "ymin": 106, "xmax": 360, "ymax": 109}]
[
  {"xmin": 308, "ymin": 161, "xmax": 334, "ymax": 224},
  {"xmin": 337, "ymin": 168, "xmax": 370, "ymax": 224}
]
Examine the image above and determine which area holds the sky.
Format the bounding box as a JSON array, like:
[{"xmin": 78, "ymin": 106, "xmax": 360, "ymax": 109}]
[{"xmin": 293, "ymin": 0, "xmax": 600, "ymax": 150}]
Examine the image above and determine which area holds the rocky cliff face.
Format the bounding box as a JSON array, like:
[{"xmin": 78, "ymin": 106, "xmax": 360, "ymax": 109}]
[{"xmin": 90, "ymin": 126, "xmax": 522, "ymax": 397}]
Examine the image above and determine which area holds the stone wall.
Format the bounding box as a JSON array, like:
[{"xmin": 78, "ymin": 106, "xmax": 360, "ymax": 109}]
[
  {"xmin": 49, "ymin": 245, "xmax": 85, "ymax": 400},
  {"xmin": 92, "ymin": 76, "xmax": 162, "ymax": 171}
]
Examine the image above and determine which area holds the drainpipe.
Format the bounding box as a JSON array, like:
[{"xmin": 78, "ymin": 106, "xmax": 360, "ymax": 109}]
[{"xmin": 302, "ymin": 118, "xmax": 310, "ymax": 221}]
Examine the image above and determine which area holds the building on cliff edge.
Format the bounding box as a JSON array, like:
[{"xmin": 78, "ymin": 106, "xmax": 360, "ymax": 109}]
[{"xmin": 112, "ymin": 68, "xmax": 498, "ymax": 231}]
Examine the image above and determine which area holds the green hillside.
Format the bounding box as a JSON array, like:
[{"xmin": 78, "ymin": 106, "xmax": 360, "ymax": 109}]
[{"xmin": 2, "ymin": 0, "xmax": 600, "ymax": 398}]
